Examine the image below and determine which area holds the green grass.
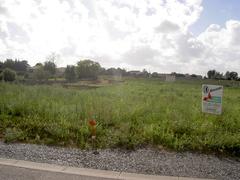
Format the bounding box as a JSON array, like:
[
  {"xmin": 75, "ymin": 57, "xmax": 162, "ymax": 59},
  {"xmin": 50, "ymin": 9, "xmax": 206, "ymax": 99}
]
[{"xmin": 0, "ymin": 79, "xmax": 239, "ymax": 156}]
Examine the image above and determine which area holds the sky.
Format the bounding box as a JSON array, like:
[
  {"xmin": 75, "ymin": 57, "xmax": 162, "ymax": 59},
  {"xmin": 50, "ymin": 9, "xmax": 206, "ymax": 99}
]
[{"xmin": 0, "ymin": 0, "xmax": 240, "ymax": 75}]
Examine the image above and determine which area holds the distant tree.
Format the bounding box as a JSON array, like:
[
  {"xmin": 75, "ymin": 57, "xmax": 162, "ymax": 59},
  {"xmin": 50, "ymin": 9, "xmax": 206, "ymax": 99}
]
[
  {"xmin": 65, "ymin": 65, "xmax": 76, "ymax": 82},
  {"xmin": 46, "ymin": 52, "xmax": 59, "ymax": 64},
  {"xmin": 142, "ymin": 69, "xmax": 149, "ymax": 77},
  {"xmin": 0, "ymin": 61, "xmax": 3, "ymax": 70},
  {"xmin": 106, "ymin": 68, "xmax": 117, "ymax": 75},
  {"xmin": 229, "ymin": 71, "xmax": 238, "ymax": 80},
  {"xmin": 104, "ymin": 67, "xmax": 127, "ymax": 76},
  {"xmin": 215, "ymin": 72, "xmax": 223, "ymax": 80},
  {"xmin": 44, "ymin": 52, "xmax": 59, "ymax": 79},
  {"xmin": 99, "ymin": 67, "xmax": 106, "ymax": 75},
  {"xmin": 33, "ymin": 65, "xmax": 47, "ymax": 81},
  {"xmin": 43, "ymin": 61, "xmax": 56, "ymax": 76},
  {"xmin": 3, "ymin": 59, "xmax": 29, "ymax": 73},
  {"xmin": 171, "ymin": 72, "xmax": 185, "ymax": 77},
  {"xmin": 121, "ymin": 68, "xmax": 128, "ymax": 76},
  {"xmin": 151, "ymin": 72, "xmax": 158, "ymax": 78},
  {"xmin": 35, "ymin": 62, "xmax": 43, "ymax": 67},
  {"xmin": 225, "ymin": 71, "xmax": 231, "ymax": 80},
  {"xmin": 207, "ymin": 70, "xmax": 216, "ymax": 79},
  {"xmin": 2, "ymin": 68, "xmax": 16, "ymax": 82},
  {"xmin": 0, "ymin": 62, "xmax": 3, "ymax": 76},
  {"xmin": 206, "ymin": 70, "xmax": 223, "ymax": 79},
  {"xmin": 3, "ymin": 59, "xmax": 15, "ymax": 70},
  {"xmin": 117, "ymin": 68, "xmax": 127, "ymax": 76},
  {"xmin": 14, "ymin": 60, "xmax": 29, "ymax": 72},
  {"xmin": 76, "ymin": 60, "xmax": 101, "ymax": 79},
  {"xmin": 176, "ymin": 73, "xmax": 185, "ymax": 77}
]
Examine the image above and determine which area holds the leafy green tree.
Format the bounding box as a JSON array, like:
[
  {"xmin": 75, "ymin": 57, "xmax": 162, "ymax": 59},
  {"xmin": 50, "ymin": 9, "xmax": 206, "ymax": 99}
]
[
  {"xmin": 207, "ymin": 70, "xmax": 223, "ymax": 79},
  {"xmin": 142, "ymin": 69, "xmax": 149, "ymax": 77},
  {"xmin": 105, "ymin": 68, "xmax": 126, "ymax": 76},
  {"xmin": 151, "ymin": 72, "xmax": 159, "ymax": 78},
  {"xmin": 76, "ymin": 60, "xmax": 101, "ymax": 79},
  {"xmin": 33, "ymin": 64, "xmax": 47, "ymax": 81},
  {"xmin": 215, "ymin": 72, "xmax": 223, "ymax": 80},
  {"xmin": 15, "ymin": 60, "xmax": 29, "ymax": 72},
  {"xmin": 0, "ymin": 62, "xmax": 3, "ymax": 78},
  {"xmin": 225, "ymin": 71, "xmax": 231, "ymax": 80},
  {"xmin": 106, "ymin": 68, "xmax": 117, "ymax": 75},
  {"xmin": 0, "ymin": 72, "xmax": 3, "ymax": 81},
  {"xmin": 65, "ymin": 65, "xmax": 76, "ymax": 82},
  {"xmin": 0, "ymin": 61, "xmax": 3, "ymax": 70},
  {"xmin": 191, "ymin": 74, "xmax": 197, "ymax": 77},
  {"xmin": 3, "ymin": 59, "xmax": 29, "ymax": 73},
  {"xmin": 3, "ymin": 59, "xmax": 15, "ymax": 70},
  {"xmin": 229, "ymin": 71, "xmax": 238, "ymax": 80},
  {"xmin": 207, "ymin": 70, "xmax": 216, "ymax": 79},
  {"xmin": 2, "ymin": 68, "xmax": 16, "ymax": 82},
  {"xmin": 46, "ymin": 52, "xmax": 59, "ymax": 64},
  {"xmin": 35, "ymin": 62, "xmax": 43, "ymax": 66},
  {"xmin": 43, "ymin": 52, "xmax": 59, "ymax": 79},
  {"xmin": 43, "ymin": 61, "xmax": 56, "ymax": 76}
]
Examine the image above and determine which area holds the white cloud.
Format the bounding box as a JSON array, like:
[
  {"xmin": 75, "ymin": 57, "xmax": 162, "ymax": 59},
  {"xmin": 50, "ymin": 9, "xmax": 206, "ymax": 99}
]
[
  {"xmin": 0, "ymin": 0, "xmax": 239, "ymax": 75},
  {"xmin": 155, "ymin": 20, "xmax": 180, "ymax": 33},
  {"xmin": 197, "ymin": 20, "xmax": 240, "ymax": 74}
]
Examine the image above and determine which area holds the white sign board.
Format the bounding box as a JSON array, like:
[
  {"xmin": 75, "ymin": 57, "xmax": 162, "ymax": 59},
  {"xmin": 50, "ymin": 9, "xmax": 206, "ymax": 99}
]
[{"xmin": 202, "ymin": 84, "xmax": 223, "ymax": 115}]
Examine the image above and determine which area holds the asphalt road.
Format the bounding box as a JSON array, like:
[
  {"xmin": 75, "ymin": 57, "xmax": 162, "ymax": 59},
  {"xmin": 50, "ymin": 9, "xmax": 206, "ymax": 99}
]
[{"xmin": 0, "ymin": 165, "xmax": 116, "ymax": 180}]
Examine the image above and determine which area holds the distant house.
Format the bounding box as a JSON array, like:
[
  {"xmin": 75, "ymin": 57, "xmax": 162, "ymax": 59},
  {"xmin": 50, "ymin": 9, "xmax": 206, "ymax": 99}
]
[
  {"xmin": 165, "ymin": 74, "xmax": 176, "ymax": 82},
  {"xmin": 128, "ymin": 70, "xmax": 145, "ymax": 77},
  {"xmin": 181, "ymin": 74, "xmax": 202, "ymax": 80},
  {"xmin": 152, "ymin": 73, "xmax": 176, "ymax": 81},
  {"xmin": 152, "ymin": 72, "xmax": 203, "ymax": 81}
]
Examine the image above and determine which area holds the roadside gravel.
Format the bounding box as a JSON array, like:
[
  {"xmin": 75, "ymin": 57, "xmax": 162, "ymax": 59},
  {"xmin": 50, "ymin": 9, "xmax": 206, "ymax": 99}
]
[{"xmin": 0, "ymin": 141, "xmax": 239, "ymax": 180}]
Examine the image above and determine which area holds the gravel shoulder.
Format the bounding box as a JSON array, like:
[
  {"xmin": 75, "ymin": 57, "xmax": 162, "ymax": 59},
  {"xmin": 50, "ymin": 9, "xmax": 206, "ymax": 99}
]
[{"xmin": 0, "ymin": 141, "xmax": 239, "ymax": 180}]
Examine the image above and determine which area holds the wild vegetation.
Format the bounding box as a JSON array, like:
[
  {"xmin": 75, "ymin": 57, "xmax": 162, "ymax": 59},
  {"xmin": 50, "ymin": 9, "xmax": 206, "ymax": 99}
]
[
  {"xmin": 0, "ymin": 78, "xmax": 239, "ymax": 156},
  {"xmin": 0, "ymin": 57, "xmax": 239, "ymax": 156},
  {"xmin": 0, "ymin": 58, "xmax": 239, "ymax": 83}
]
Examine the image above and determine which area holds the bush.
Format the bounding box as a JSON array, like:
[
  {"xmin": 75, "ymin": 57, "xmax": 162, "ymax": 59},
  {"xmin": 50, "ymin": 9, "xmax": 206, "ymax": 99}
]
[{"xmin": 3, "ymin": 68, "xmax": 16, "ymax": 82}]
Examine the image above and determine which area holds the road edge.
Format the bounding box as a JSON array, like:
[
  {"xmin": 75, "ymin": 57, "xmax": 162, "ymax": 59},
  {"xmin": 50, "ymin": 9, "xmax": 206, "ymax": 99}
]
[{"xmin": 0, "ymin": 158, "xmax": 212, "ymax": 180}]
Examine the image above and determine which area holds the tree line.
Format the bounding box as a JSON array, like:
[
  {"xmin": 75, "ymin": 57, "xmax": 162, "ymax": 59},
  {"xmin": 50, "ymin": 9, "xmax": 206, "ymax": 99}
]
[
  {"xmin": 207, "ymin": 70, "xmax": 239, "ymax": 80},
  {"xmin": 0, "ymin": 58, "xmax": 128, "ymax": 82},
  {"xmin": 0, "ymin": 58, "xmax": 239, "ymax": 82}
]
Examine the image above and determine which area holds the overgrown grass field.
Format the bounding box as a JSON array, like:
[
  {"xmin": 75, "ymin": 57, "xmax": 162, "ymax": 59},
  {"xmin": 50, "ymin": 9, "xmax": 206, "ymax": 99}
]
[{"xmin": 0, "ymin": 79, "xmax": 239, "ymax": 155}]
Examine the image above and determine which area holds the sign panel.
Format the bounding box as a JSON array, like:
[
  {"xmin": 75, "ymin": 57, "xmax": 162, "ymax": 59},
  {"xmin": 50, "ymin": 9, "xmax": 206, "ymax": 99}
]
[{"xmin": 202, "ymin": 84, "xmax": 223, "ymax": 115}]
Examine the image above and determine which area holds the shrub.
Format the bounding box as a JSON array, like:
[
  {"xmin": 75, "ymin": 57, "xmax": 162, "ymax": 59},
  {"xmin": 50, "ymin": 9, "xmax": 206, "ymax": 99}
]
[{"xmin": 3, "ymin": 68, "xmax": 16, "ymax": 82}]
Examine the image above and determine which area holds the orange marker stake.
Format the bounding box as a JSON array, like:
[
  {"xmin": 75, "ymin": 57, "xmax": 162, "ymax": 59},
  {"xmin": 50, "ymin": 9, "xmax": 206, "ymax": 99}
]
[{"xmin": 88, "ymin": 119, "xmax": 98, "ymax": 154}]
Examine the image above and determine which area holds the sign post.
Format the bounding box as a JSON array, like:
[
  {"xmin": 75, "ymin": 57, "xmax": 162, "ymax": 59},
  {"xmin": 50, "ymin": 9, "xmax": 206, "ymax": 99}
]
[{"xmin": 202, "ymin": 84, "xmax": 223, "ymax": 115}]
